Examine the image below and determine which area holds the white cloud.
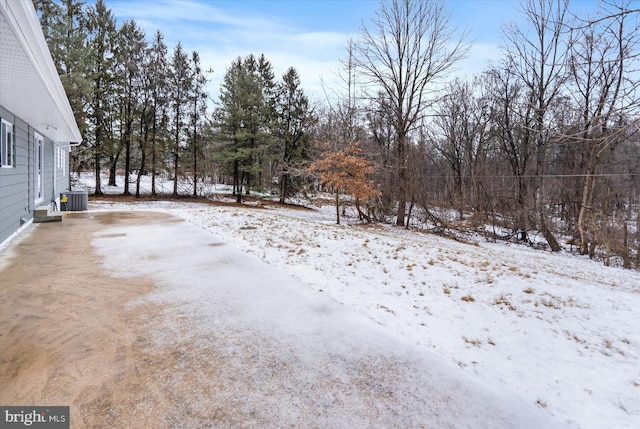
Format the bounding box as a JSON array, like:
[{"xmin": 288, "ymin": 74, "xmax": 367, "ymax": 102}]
[
  {"xmin": 453, "ymin": 42, "xmax": 503, "ymax": 79},
  {"xmin": 111, "ymin": 0, "xmax": 286, "ymax": 32},
  {"xmin": 110, "ymin": 0, "xmax": 352, "ymax": 104}
]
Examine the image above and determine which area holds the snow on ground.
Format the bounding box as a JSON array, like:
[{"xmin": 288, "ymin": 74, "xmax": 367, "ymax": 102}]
[
  {"xmin": 92, "ymin": 213, "xmax": 566, "ymax": 428},
  {"xmin": 83, "ymin": 173, "xmax": 640, "ymax": 428}
]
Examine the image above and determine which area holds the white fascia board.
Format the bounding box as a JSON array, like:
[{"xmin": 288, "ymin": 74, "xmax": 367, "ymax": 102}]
[{"xmin": 0, "ymin": 0, "xmax": 82, "ymax": 144}]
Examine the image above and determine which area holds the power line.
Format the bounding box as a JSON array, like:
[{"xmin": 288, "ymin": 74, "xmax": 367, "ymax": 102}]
[{"xmin": 423, "ymin": 173, "xmax": 639, "ymax": 179}]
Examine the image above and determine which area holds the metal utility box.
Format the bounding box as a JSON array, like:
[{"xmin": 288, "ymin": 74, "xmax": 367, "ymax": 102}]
[{"xmin": 60, "ymin": 191, "xmax": 88, "ymax": 211}]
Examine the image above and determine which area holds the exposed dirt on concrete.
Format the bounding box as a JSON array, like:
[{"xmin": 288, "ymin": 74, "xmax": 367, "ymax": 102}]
[{"xmin": 0, "ymin": 212, "xmax": 188, "ymax": 428}]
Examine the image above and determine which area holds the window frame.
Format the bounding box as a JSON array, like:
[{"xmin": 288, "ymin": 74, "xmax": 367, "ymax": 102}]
[
  {"xmin": 34, "ymin": 131, "xmax": 44, "ymax": 204},
  {"xmin": 55, "ymin": 146, "xmax": 66, "ymax": 176},
  {"xmin": 1, "ymin": 118, "xmax": 15, "ymax": 168}
]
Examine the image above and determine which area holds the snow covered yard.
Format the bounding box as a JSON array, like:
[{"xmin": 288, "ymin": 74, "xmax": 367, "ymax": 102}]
[{"xmin": 88, "ymin": 194, "xmax": 640, "ymax": 429}]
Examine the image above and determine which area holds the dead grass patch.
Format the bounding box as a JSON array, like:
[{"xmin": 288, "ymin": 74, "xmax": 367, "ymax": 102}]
[
  {"xmin": 462, "ymin": 336, "xmax": 482, "ymax": 347},
  {"xmin": 564, "ymin": 330, "xmax": 588, "ymax": 348},
  {"xmin": 538, "ymin": 297, "xmax": 561, "ymax": 309},
  {"xmin": 377, "ymin": 304, "xmax": 395, "ymax": 314},
  {"xmin": 478, "ymin": 260, "xmax": 491, "ymax": 271},
  {"xmin": 493, "ymin": 293, "xmax": 516, "ymax": 311},
  {"xmin": 476, "ymin": 273, "xmax": 494, "ymax": 284}
]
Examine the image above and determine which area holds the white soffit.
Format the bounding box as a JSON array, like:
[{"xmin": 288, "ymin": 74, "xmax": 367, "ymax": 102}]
[{"xmin": 0, "ymin": 0, "xmax": 82, "ymax": 143}]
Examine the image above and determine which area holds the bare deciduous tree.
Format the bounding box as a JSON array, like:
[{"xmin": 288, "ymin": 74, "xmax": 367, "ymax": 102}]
[
  {"xmin": 567, "ymin": 0, "xmax": 640, "ymax": 255},
  {"xmin": 355, "ymin": 0, "xmax": 468, "ymax": 226},
  {"xmin": 500, "ymin": 0, "xmax": 573, "ymax": 250},
  {"xmin": 431, "ymin": 77, "xmax": 492, "ymax": 219}
]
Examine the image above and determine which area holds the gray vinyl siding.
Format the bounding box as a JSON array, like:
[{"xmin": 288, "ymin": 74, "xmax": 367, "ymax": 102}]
[
  {"xmin": 0, "ymin": 104, "xmax": 70, "ymax": 244},
  {"xmin": 1, "ymin": 105, "xmax": 28, "ymax": 244}
]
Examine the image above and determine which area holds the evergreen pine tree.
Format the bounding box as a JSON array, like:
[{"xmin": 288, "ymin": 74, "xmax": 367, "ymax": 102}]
[
  {"xmin": 275, "ymin": 67, "xmax": 314, "ymax": 204},
  {"xmin": 213, "ymin": 55, "xmax": 276, "ymax": 202},
  {"xmin": 115, "ymin": 20, "xmax": 147, "ymax": 195},
  {"xmin": 168, "ymin": 42, "xmax": 192, "ymax": 196},
  {"xmin": 85, "ymin": 0, "xmax": 118, "ymax": 195},
  {"xmin": 148, "ymin": 30, "xmax": 169, "ymax": 196}
]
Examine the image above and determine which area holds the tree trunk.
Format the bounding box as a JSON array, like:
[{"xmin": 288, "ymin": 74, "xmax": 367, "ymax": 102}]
[
  {"xmin": 124, "ymin": 130, "xmax": 131, "ymax": 195},
  {"xmin": 136, "ymin": 150, "xmax": 145, "ymax": 199},
  {"xmin": 540, "ymin": 209, "xmax": 561, "ymax": 251},
  {"xmin": 123, "ymin": 92, "xmax": 133, "ymax": 196},
  {"xmin": 192, "ymin": 142, "xmax": 198, "ymax": 197},
  {"xmin": 192, "ymin": 111, "xmax": 198, "ymax": 197},
  {"xmin": 234, "ymin": 159, "xmax": 242, "ymax": 203},
  {"xmin": 396, "ymin": 140, "xmax": 407, "ymax": 226},
  {"xmin": 453, "ymin": 169, "xmax": 464, "ymax": 220},
  {"xmin": 151, "ymin": 107, "xmax": 158, "ymax": 196},
  {"xmin": 517, "ymin": 176, "xmax": 528, "ymax": 242},
  {"xmin": 151, "ymin": 144, "xmax": 156, "ymax": 196},
  {"xmin": 537, "ymin": 188, "xmax": 561, "ymax": 252},
  {"xmin": 279, "ymin": 172, "xmax": 288, "ymax": 204},
  {"xmin": 136, "ymin": 118, "xmax": 148, "ymax": 198},
  {"xmin": 636, "ymin": 214, "xmax": 640, "ymax": 268},
  {"xmin": 405, "ymin": 198, "xmax": 414, "ymax": 230},
  {"xmin": 172, "ymin": 151, "xmax": 179, "ymax": 196},
  {"xmin": 94, "ymin": 151, "xmax": 102, "ymax": 195},
  {"xmin": 622, "ymin": 222, "xmax": 631, "ymax": 269},
  {"xmin": 578, "ymin": 172, "xmax": 594, "ymax": 255},
  {"xmin": 108, "ymin": 159, "xmax": 117, "ymax": 187},
  {"xmin": 173, "ymin": 105, "xmax": 180, "ymax": 196}
]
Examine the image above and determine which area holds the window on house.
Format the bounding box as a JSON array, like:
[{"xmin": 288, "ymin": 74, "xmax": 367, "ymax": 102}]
[
  {"xmin": 56, "ymin": 146, "xmax": 67, "ymax": 176},
  {"xmin": 1, "ymin": 119, "xmax": 15, "ymax": 168},
  {"xmin": 35, "ymin": 132, "xmax": 44, "ymax": 203}
]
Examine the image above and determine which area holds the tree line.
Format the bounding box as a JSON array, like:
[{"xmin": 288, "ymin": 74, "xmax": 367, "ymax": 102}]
[
  {"xmin": 322, "ymin": 0, "xmax": 639, "ymax": 268},
  {"xmin": 36, "ymin": 0, "xmax": 640, "ymax": 268},
  {"xmin": 35, "ymin": 0, "xmax": 315, "ymax": 203}
]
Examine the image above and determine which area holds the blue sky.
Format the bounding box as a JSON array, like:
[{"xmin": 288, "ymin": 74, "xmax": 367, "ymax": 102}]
[{"xmin": 104, "ymin": 0, "xmax": 604, "ymax": 104}]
